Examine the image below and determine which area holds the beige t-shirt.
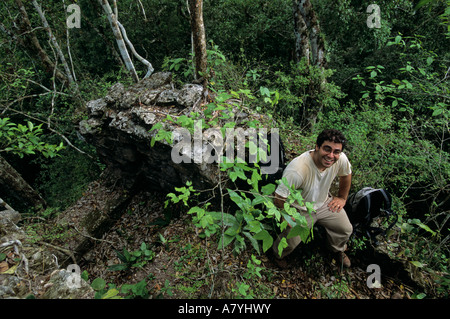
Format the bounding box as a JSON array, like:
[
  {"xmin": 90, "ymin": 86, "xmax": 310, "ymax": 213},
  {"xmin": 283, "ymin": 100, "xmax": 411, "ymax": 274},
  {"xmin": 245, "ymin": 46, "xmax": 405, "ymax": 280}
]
[{"xmin": 275, "ymin": 150, "xmax": 352, "ymax": 211}]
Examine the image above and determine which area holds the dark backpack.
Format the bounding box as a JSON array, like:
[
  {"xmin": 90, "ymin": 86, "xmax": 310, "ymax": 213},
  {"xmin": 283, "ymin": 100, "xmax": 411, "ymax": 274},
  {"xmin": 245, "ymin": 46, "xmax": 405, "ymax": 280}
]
[{"xmin": 344, "ymin": 187, "xmax": 398, "ymax": 242}]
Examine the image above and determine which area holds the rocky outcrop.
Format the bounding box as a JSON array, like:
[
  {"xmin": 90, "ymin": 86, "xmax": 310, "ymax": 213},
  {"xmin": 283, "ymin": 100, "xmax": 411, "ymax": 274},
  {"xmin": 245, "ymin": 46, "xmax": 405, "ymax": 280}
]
[
  {"xmin": 1, "ymin": 73, "xmax": 285, "ymax": 298},
  {"xmin": 78, "ymin": 72, "xmax": 282, "ymax": 192},
  {"xmin": 59, "ymin": 71, "xmax": 284, "ymax": 268},
  {"xmin": 78, "ymin": 72, "xmax": 220, "ymax": 192}
]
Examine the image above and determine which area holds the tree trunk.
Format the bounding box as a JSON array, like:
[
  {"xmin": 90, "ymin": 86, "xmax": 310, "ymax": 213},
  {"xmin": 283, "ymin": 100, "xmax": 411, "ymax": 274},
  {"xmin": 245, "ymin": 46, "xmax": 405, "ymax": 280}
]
[
  {"xmin": 293, "ymin": 0, "xmax": 310, "ymax": 65},
  {"xmin": 0, "ymin": 155, "xmax": 46, "ymax": 210},
  {"xmin": 117, "ymin": 21, "xmax": 154, "ymax": 78},
  {"xmin": 188, "ymin": 0, "xmax": 208, "ymax": 86},
  {"xmin": 13, "ymin": 0, "xmax": 69, "ymax": 86},
  {"xmin": 31, "ymin": 0, "xmax": 77, "ymax": 89},
  {"xmin": 292, "ymin": 0, "xmax": 325, "ymax": 67},
  {"xmin": 98, "ymin": 0, "xmax": 139, "ymax": 83},
  {"xmin": 292, "ymin": 0, "xmax": 327, "ymax": 129}
]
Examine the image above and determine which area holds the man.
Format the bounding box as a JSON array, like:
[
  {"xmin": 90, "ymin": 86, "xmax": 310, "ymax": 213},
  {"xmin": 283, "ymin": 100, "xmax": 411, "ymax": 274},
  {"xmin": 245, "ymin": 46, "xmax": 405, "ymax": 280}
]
[{"xmin": 272, "ymin": 129, "xmax": 353, "ymax": 268}]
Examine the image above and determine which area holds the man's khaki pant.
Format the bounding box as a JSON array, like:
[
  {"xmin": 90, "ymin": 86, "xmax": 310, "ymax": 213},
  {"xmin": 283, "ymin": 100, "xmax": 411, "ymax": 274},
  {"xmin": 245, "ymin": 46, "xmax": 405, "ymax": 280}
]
[{"xmin": 273, "ymin": 196, "xmax": 353, "ymax": 259}]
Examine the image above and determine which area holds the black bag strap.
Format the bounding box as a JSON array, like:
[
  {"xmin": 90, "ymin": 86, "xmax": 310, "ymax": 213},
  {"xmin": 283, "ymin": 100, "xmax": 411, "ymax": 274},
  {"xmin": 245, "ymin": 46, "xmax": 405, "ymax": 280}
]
[
  {"xmin": 376, "ymin": 189, "xmax": 398, "ymax": 231},
  {"xmin": 378, "ymin": 189, "xmax": 391, "ymax": 210},
  {"xmin": 364, "ymin": 193, "xmax": 371, "ymax": 224}
]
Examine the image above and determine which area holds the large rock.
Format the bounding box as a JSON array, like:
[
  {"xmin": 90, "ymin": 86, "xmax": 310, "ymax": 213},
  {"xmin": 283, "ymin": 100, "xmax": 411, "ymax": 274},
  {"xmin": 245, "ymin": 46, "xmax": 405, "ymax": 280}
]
[
  {"xmin": 78, "ymin": 72, "xmax": 256, "ymax": 192},
  {"xmin": 67, "ymin": 72, "xmax": 284, "ymax": 267}
]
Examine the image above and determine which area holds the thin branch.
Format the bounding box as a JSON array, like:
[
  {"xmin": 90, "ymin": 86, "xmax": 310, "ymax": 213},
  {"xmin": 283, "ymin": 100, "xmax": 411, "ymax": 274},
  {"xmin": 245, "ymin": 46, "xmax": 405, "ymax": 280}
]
[
  {"xmin": 62, "ymin": 0, "xmax": 77, "ymax": 82},
  {"xmin": 98, "ymin": 0, "xmax": 139, "ymax": 83},
  {"xmin": 136, "ymin": 0, "xmax": 147, "ymax": 21},
  {"xmin": 0, "ymin": 106, "xmax": 94, "ymax": 159},
  {"xmin": 13, "ymin": 0, "xmax": 68, "ymax": 86},
  {"xmin": 31, "ymin": 0, "xmax": 77, "ymax": 88},
  {"xmin": 1, "ymin": 91, "xmax": 59, "ymax": 115},
  {"xmin": 38, "ymin": 241, "xmax": 77, "ymax": 265},
  {"xmin": 117, "ymin": 21, "xmax": 154, "ymax": 78}
]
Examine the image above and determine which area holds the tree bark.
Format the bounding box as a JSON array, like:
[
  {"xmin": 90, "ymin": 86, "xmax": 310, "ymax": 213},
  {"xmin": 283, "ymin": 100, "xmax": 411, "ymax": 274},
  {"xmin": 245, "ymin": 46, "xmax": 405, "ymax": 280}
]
[
  {"xmin": 31, "ymin": 0, "xmax": 77, "ymax": 88},
  {"xmin": 292, "ymin": 0, "xmax": 325, "ymax": 67},
  {"xmin": 13, "ymin": 0, "xmax": 69, "ymax": 86},
  {"xmin": 117, "ymin": 21, "xmax": 154, "ymax": 78},
  {"xmin": 188, "ymin": 0, "xmax": 208, "ymax": 86},
  {"xmin": 293, "ymin": 1, "xmax": 310, "ymax": 65},
  {"xmin": 98, "ymin": 0, "xmax": 139, "ymax": 83},
  {"xmin": 292, "ymin": 0, "xmax": 327, "ymax": 129},
  {"xmin": 0, "ymin": 155, "xmax": 46, "ymax": 210}
]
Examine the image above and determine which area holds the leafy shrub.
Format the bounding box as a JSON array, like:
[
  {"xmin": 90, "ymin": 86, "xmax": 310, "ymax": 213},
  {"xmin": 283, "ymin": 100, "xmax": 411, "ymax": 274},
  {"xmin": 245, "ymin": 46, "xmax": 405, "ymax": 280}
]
[{"xmin": 0, "ymin": 117, "xmax": 63, "ymax": 158}]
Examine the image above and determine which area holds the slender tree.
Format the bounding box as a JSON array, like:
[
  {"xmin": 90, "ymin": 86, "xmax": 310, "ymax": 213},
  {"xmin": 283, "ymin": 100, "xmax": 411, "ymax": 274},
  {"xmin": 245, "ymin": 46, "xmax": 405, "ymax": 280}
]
[
  {"xmin": 97, "ymin": 0, "xmax": 154, "ymax": 83},
  {"xmin": 31, "ymin": 0, "xmax": 77, "ymax": 88},
  {"xmin": 12, "ymin": 0, "xmax": 70, "ymax": 87},
  {"xmin": 293, "ymin": 0, "xmax": 325, "ymax": 67},
  {"xmin": 292, "ymin": 0, "xmax": 327, "ymax": 128},
  {"xmin": 98, "ymin": 0, "xmax": 139, "ymax": 83},
  {"xmin": 188, "ymin": 0, "xmax": 208, "ymax": 86}
]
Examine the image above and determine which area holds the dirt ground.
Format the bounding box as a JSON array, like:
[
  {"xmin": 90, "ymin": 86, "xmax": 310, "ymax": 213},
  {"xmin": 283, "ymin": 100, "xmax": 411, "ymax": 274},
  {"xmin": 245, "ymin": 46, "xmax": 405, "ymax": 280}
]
[{"xmin": 79, "ymin": 189, "xmax": 424, "ymax": 300}]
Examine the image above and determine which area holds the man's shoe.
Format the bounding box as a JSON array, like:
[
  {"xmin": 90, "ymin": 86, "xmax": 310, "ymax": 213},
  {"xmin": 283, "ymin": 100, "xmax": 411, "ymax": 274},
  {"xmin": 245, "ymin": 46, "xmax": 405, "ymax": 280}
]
[{"xmin": 337, "ymin": 251, "xmax": 351, "ymax": 268}]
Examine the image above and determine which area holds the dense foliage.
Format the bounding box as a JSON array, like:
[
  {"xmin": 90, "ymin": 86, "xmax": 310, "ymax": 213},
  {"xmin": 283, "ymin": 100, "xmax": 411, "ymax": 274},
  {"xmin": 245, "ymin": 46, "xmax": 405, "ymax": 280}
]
[{"xmin": 0, "ymin": 0, "xmax": 448, "ymax": 297}]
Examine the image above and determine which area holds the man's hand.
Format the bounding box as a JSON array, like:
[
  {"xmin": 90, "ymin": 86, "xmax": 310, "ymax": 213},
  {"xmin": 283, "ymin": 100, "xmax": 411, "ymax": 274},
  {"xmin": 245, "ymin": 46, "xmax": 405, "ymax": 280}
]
[
  {"xmin": 273, "ymin": 193, "xmax": 286, "ymax": 209},
  {"xmin": 328, "ymin": 196, "xmax": 346, "ymax": 213},
  {"xmin": 329, "ymin": 174, "xmax": 351, "ymax": 213}
]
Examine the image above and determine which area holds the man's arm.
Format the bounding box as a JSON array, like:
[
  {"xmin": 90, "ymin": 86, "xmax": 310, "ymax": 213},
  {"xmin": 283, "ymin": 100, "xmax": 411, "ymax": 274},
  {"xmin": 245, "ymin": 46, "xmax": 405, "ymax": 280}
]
[{"xmin": 328, "ymin": 173, "xmax": 352, "ymax": 213}]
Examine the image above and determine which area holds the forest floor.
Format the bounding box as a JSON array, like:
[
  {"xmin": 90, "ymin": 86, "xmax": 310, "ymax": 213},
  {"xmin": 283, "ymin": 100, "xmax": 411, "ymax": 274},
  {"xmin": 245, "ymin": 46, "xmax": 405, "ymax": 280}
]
[{"xmin": 79, "ymin": 189, "xmax": 427, "ymax": 300}]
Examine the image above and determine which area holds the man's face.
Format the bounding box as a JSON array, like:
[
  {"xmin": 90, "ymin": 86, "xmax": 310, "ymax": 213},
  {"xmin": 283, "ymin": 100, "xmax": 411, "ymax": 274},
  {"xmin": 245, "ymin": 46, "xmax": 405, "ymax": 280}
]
[{"xmin": 314, "ymin": 141, "xmax": 342, "ymax": 170}]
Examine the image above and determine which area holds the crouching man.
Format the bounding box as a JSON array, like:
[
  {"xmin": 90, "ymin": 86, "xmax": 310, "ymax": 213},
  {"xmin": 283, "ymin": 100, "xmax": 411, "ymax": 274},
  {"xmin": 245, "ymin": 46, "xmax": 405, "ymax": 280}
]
[{"xmin": 273, "ymin": 129, "xmax": 353, "ymax": 268}]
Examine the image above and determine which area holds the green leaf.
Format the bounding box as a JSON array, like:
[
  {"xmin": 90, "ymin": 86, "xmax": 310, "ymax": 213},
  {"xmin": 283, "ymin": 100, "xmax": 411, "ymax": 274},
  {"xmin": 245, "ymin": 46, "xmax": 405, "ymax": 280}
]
[
  {"xmin": 261, "ymin": 183, "xmax": 276, "ymax": 195},
  {"xmin": 238, "ymin": 283, "xmax": 250, "ymax": 296},
  {"xmin": 287, "ymin": 224, "xmax": 311, "ymax": 243},
  {"xmin": 243, "ymin": 231, "xmax": 260, "ymax": 255},
  {"xmin": 102, "ymin": 288, "xmax": 121, "ymax": 299},
  {"xmin": 252, "ymin": 194, "xmax": 266, "ymax": 206},
  {"xmin": 209, "ymin": 211, "xmax": 236, "ymax": 226},
  {"xmin": 277, "ymin": 238, "xmax": 288, "ymax": 257},
  {"xmin": 410, "ymin": 219, "xmax": 436, "ymax": 236},
  {"xmin": 218, "ymin": 234, "xmax": 235, "ymax": 249},
  {"xmin": 259, "ymin": 86, "xmax": 271, "ymax": 97},
  {"xmin": 254, "ymin": 230, "xmax": 273, "ymax": 252},
  {"xmin": 410, "ymin": 261, "xmax": 425, "ymax": 268},
  {"xmin": 91, "ymin": 278, "xmax": 106, "ymax": 291},
  {"xmin": 225, "ymin": 222, "xmax": 240, "ymax": 236},
  {"xmin": 432, "ymin": 108, "xmax": 443, "ymax": 116},
  {"xmin": 415, "ymin": 0, "xmax": 434, "ymax": 10}
]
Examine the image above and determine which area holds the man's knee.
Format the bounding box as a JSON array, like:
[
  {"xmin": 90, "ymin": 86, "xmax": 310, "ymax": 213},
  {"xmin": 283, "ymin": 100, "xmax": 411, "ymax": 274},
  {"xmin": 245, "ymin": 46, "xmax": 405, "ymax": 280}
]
[{"xmin": 341, "ymin": 210, "xmax": 353, "ymax": 237}]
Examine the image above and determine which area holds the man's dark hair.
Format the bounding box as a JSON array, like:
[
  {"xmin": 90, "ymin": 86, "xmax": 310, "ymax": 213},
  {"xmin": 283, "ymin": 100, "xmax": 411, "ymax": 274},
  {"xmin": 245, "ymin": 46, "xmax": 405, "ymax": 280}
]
[{"xmin": 316, "ymin": 129, "xmax": 347, "ymax": 151}]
